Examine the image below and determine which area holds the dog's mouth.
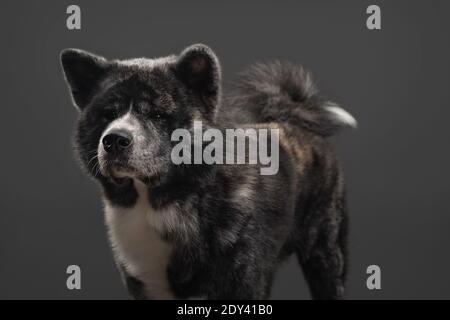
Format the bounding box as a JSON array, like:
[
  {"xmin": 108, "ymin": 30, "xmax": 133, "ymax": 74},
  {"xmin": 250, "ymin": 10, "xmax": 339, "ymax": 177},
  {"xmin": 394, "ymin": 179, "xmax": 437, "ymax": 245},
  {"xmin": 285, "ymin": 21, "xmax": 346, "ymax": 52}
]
[
  {"xmin": 110, "ymin": 162, "xmax": 136, "ymax": 178},
  {"xmin": 99, "ymin": 159, "xmax": 161, "ymax": 187},
  {"xmin": 99, "ymin": 159, "xmax": 136, "ymax": 180}
]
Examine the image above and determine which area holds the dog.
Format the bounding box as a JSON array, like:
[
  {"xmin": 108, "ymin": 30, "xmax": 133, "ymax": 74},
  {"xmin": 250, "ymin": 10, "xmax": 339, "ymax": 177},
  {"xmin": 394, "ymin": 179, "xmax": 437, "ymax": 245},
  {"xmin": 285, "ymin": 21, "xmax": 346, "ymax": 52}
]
[{"xmin": 60, "ymin": 44, "xmax": 356, "ymax": 299}]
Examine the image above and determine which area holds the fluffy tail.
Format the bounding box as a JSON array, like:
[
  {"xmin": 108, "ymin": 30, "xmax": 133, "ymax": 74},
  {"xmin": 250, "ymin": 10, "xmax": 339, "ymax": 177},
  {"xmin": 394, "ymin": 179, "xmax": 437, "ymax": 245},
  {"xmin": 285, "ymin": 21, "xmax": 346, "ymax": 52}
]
[{"xmin": 229, "ymin": 61, "xmax": 357, "ymax": 137}]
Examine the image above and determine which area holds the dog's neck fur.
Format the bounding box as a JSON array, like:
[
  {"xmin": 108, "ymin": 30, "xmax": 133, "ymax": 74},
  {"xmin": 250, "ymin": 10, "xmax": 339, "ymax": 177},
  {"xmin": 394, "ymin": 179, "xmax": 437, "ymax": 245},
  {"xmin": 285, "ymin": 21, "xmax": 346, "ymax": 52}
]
[{"xmin": 104, "ymin": 179, "xmax": 176, "ymax": 299}]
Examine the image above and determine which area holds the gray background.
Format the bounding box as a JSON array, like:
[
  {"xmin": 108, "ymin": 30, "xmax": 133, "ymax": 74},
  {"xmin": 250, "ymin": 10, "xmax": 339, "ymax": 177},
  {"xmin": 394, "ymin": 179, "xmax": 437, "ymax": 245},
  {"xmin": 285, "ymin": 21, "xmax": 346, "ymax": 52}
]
[{"xmin": 0, "ymin": 0, "xmax": 449, "ymax": 299}]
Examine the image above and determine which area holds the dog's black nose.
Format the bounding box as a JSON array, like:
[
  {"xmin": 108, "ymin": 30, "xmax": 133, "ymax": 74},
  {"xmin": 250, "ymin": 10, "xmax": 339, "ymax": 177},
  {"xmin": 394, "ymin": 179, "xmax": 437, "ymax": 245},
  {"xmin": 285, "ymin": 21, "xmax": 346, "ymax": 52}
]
[{"xmin": 102, "ymin": 131, "xmax": 133, "ymax": 154}]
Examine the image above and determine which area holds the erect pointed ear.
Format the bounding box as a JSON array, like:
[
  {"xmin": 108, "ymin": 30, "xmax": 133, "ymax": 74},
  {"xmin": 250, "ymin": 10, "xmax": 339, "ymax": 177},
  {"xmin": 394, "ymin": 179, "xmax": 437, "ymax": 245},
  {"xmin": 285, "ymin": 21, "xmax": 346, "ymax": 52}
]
[
  {"xmin": 60, "ymin": 49, "xmax": 110, "ymax": 110},
  {"xmin": 174, "ymin": 44, "xmax": 221, "ymax": 108}
]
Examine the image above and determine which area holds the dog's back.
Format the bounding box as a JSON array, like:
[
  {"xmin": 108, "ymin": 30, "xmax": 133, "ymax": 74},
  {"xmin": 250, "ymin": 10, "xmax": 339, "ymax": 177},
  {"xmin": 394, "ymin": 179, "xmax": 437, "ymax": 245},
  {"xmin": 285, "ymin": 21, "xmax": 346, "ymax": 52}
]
[{"xmin": 218, "ymin": 61, "xmax": 356, "ymax": 299}]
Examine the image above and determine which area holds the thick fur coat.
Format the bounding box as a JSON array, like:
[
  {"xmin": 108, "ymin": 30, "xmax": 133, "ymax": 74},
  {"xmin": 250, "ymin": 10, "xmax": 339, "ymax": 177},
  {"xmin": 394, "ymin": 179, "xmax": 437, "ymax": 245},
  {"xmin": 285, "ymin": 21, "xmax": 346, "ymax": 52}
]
[{"xmin": 60, "ymin": 44, "xmax": 355, "ymax": 299}]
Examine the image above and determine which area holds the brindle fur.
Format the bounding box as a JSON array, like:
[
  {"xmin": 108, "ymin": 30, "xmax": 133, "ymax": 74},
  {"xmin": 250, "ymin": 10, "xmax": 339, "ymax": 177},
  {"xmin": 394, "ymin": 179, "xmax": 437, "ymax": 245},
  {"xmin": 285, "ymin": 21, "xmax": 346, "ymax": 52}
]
[{"xmin": 61, "ymin": 44, "xmax": 354, "ymax": 299}]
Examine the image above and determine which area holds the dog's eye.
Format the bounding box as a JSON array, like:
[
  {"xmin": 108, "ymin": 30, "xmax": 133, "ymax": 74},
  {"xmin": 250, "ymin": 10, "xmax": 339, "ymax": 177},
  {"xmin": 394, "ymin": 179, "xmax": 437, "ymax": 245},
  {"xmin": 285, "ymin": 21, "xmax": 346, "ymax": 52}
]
[
  {"xmin": 101, "ymin": 106, "xmax": 118, "ymax": 121},
  {"xmin": 139, "ymin": 101, "xmax": 163, "ymax": 120},
  {"xmin": 148, "ymin": 110, "xmax": 162, "ymax": 120}
]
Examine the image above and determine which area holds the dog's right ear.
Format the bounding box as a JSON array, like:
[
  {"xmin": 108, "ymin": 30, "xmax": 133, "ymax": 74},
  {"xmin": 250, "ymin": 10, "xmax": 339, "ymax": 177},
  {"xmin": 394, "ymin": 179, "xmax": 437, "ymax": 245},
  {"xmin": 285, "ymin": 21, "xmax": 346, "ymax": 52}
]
[
  {"xmin": 174, "ymin": 44, "xmax": 221, "ymax": 110},
  {"xmin": 60, "ymin": 49, "xmax": 109, "ymax": 111}
]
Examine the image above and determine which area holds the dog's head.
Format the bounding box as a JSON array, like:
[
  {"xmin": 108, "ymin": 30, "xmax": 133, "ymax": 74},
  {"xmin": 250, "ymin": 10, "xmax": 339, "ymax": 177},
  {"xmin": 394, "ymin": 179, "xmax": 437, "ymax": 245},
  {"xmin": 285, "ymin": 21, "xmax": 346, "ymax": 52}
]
[{"xmin": 60, "ymin": 44, "xmax": 221, "ymax": 185}]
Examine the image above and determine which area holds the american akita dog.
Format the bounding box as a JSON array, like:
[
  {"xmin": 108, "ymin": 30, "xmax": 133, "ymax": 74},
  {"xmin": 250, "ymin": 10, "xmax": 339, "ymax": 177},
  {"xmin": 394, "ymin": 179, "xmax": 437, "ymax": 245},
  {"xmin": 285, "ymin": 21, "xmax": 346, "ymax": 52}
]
[{"xmin": 60, "ymin": 44, "xmax": 356, "ymax": 299}]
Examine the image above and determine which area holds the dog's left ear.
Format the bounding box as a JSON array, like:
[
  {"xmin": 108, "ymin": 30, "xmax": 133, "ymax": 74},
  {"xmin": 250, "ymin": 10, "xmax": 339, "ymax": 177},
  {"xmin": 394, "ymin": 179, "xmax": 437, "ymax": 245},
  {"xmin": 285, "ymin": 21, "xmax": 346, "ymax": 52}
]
[
  {"xmin": 175, "ymin": 44, "xmax": 221, "ymax": 108},
  {"xmin": 60, "ymin": 49, "xmax": 110, "ymax": 111}
]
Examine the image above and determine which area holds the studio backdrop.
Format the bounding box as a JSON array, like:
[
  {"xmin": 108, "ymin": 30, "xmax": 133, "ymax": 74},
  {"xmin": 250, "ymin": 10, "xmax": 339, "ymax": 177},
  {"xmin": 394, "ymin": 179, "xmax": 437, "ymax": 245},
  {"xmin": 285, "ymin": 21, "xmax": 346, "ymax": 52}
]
[{"xmin": 0, "ymin": 0, "xmax": 449, "ymax": 300}]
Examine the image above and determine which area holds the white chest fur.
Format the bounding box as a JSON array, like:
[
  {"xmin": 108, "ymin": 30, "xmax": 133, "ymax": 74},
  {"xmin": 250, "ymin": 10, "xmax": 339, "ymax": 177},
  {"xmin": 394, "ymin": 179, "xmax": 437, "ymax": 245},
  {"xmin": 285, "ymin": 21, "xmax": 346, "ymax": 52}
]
[{"xmin": 103, "ymin": 180, "xmax": 174, "ymax": 299}]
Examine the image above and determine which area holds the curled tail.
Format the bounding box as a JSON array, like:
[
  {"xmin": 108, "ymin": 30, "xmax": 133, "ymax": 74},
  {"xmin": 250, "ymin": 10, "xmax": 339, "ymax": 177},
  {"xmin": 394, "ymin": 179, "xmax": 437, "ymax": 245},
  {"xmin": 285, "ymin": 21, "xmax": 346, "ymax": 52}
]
[{"xmin": 229, "ymin": 61, "xmax": 357, "ymax": 137}]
